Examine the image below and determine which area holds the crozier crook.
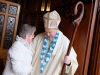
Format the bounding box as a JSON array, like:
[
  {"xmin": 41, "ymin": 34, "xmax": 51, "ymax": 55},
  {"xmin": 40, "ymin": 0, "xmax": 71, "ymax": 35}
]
[
  {"xmin": 73, "ymin": 1, "xmax": 84, "ymax": 26},
  {"xmin": 60, "ymin": 1, "xmax": 84, "ymax": 75}
]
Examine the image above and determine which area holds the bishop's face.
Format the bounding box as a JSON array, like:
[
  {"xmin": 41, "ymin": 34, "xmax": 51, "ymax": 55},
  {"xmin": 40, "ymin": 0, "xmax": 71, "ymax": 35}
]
[{"xmin": 45, "ymin": 27, "xmax": 57, "ymax": 39}]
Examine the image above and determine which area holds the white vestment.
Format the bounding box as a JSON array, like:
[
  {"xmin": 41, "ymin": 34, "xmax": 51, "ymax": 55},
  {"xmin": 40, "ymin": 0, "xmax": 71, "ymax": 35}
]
[{"xmin": 30, "ymin": 31, "xmax": 78, "ymax": 75}]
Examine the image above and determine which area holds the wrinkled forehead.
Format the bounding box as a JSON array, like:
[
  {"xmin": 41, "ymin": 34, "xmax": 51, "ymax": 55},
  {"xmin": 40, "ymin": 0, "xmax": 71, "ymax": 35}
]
[
  {"xmin": 45, "ymin": 27, "xmax": 57, "ymax": 31},
  {"xmin": 45, "ymin": 27, "xmax": 57, "ymax": 30}
]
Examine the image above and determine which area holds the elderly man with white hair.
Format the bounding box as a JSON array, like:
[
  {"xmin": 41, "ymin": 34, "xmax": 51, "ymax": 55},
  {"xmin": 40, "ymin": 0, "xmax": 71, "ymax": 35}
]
[{"xmin": 30, "ymin": 10, "xmax": 78, "ymax": 75}]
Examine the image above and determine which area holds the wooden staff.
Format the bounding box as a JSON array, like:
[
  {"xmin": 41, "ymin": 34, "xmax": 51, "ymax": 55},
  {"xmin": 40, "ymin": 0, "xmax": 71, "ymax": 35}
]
[{"xmin": 60, "ymin": 1, "xmax": 84, "ymax": 75}]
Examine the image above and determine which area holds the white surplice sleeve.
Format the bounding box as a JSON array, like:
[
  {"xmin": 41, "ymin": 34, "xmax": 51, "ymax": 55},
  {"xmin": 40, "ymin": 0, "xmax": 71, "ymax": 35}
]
[{"xmin": 65, "ymin": 47, "xmax": 78, "ymax": 75}]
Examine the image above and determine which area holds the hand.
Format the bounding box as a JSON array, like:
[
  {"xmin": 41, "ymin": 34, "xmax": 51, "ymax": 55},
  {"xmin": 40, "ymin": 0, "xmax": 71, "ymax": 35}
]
[{"xmin": 64, "ymin": 56, "xmax": 71, "ymax": 65}]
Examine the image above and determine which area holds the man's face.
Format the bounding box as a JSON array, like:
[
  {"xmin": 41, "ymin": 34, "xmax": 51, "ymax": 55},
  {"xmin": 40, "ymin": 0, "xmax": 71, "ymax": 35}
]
[{"xmin": 45, "ymin": 27, "xmax": 57, "ymax": 39}]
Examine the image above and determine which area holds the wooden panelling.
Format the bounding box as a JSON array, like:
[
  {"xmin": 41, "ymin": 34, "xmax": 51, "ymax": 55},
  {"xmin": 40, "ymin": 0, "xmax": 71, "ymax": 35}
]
[
  {"xmin": 0, "ymin": 0, "xmax": 20, "ymax": 74},
  {"xmin": 88, "ymin": 11, "xmax": 100, "ymax": 75}
]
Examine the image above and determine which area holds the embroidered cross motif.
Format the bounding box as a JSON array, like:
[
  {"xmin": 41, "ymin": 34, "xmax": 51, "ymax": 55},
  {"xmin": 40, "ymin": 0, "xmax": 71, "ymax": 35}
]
[{"xmin": 50, "ymin": 21, "xmax": 57, "ymax": 28}]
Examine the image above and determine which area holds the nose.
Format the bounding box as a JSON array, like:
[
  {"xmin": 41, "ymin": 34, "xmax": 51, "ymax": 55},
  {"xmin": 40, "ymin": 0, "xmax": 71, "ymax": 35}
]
[{"xmin": 47, "ymin": 33, "xmax": 50, "ymax": 36}]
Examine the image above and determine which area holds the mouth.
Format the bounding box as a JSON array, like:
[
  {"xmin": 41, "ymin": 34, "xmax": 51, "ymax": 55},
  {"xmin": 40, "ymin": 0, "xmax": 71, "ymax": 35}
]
[
  {"xmin": 47, "ymin": 36, "xmax": 51, "ymax": 38},
  {"xmin": 48, "ymin": 36, "xmax": 53, "ymax": 39}
]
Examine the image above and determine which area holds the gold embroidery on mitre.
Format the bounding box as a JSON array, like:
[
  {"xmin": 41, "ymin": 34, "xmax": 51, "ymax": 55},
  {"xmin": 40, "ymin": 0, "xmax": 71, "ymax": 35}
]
[
  {"xmin": 50, "ymin": 21, "xmax": 57, "ymax": 27},
  {"xmin": 43, "ymin": 17, "xmax": 60, "ymax": 20}
]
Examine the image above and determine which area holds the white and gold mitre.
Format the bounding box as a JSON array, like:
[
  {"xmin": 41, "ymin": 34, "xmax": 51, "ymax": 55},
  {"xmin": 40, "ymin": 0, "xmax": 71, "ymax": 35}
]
[{"xmin": 43, "ymin": 10, "xmax": 61, "ymax": 28}]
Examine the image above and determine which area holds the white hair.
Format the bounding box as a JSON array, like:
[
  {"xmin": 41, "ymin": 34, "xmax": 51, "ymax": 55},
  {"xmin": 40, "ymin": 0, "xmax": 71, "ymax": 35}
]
[{"xmin": 19, "ymin": 24, "xmax": 36, "ymax": 38}]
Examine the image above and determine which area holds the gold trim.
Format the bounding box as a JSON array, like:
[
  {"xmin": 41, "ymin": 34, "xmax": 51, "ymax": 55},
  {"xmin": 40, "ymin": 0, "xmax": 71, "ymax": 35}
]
[
  {"xmin": 43, "ymin": 17, "xmax": 60, "ymax": 20},
  {"xmin": 52, "ymin": 54, "xmax": 55, "ymax": 58}
]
